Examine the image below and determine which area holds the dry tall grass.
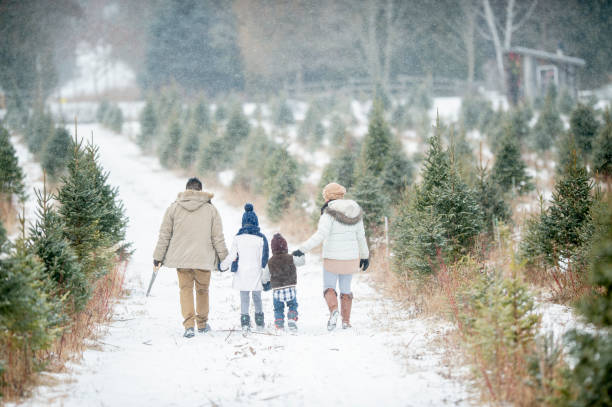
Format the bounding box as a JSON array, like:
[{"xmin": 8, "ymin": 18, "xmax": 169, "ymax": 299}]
[{"xmin": 1, "ymin": 259, "xmax": 128, "ymax": 400}]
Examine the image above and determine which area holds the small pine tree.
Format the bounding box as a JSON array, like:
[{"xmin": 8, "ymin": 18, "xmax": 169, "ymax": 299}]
[
  {"xmin": 199, "ymin": 137, "xmax": 229, "ymax": 172},
  {"xmin": 523, "ymin": 150, "xmax": 593, "ymax": 267},
  {"xmin": 381, "ymin": 140, "xmax": 413, "ymax": 203},
  {"xmin": 29, "ymin": 181, "xmax": 89, "ymax": 313},
  {"xmin": 178, "ymin": 128, "xmax": 201, "ymax": 170},
  {"xmin": 214, "ymin": 104, "xmax": 227, "ymax": 122},
  {"xmin": 96, "ymin": 101, "xmax": 110, "ymax": 123},
  {"xmin": 329, "ymin": 115, "xmax": 347, "ymax": 146},
  {"xmin": 570, "ymin": 103, "xmax": 599, "ymax": 159},
  {"xmin": 138, "ymin": 99, "xmax": 157, "ymax": 151},
  {"xmin": 263, "ymin": 147, "xmax": 301, "ymax": 221},
  {"xmin": 557, "ymin": 87, "xmax": 576, "ymax": 115},
  {"xmin": 392, "ymin": 118, "xmax": 482, "ymax": 274},
  {"xmin": 460, "ymin": 95, "xmax": 493, "ymax": 131},
  {"xmin": 491, "ymin": 131, "xmax": 533, "ymax": 195},
  {"xmin": 273, "ymin": 99, "xmax": 294, "ymax": 126},
  {"xmin": 41, "ymin": 127, "xmax": 71, "ymax": 180},
  {"xmin": 592, "ymin": 109, "xmax": 612, "ymax": 177},
  {"xmin": 350, "ymin": 172, "xmax": 389, "ymax": 233},
  {"xmin": 105, "ymin": 105, "xmax": 123, "ymax": 133},
  {"xmin": 476, "ymin": 165, "xmax": 511, "ymax": 236},
  {"xmin": 298, "ymin": 105, "xmax": 321, "ymax": 146},
  {"xmin": 225, "ymin": 106, "xmax": 250, "ymax": 145},
  {"xmin": 191, "ymin": 97, "xmax": 211, "ymax": 131},
  {"xmin": 509, "ymin": 105, "xmax": 532, "ymax": 142},
  {"xmin": 563, "ymin": 201, "xmax": 612, "ymax": 406},
  {"xmin": 358, "ymin": 99, "xmax": 392, "ymax": 177},
  {"xmin": 25, "ymin": 107, "xmax": 54, "ymax": 155},
  {"xmin": 0, "ymin": 125, "xmax": 25, "ymax": 199},
  {"xmin": 159, "ymin": 118, "xmax": 182, "ymax": 168},
  {"xmin": 532, "ymin": 94, "xmax": 563, "ymax": 152},
  {"xmin": 233, "ymin": 127, "xmax": 275, "ymax": 190},
  {"xmin": 0, "ymin": 228, "xmax": 62, "ymax": 391}
]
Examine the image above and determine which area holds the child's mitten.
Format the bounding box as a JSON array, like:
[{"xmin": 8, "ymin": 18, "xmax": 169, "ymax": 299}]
[
  {"xmin": 262, "ymin": 281, "xmax": 271, "ymax": 291},
  {"xmin": 231, "ymin": 254, "xmax": 239, "ymax": 272}
]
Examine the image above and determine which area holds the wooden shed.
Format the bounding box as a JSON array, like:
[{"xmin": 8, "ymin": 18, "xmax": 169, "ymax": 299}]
[{"xmin": 505, "ymin": 46, "xmax": 585, "ymax": 105}]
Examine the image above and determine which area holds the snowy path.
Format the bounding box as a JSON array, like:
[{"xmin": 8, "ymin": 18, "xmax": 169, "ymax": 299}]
[{"xmin": 15, "ymin": 124, "xmax": 470, "ymax": 407}]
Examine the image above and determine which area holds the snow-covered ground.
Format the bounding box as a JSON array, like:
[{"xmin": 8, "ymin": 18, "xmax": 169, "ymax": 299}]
[{"xmin": 11, "ymin": 124, "xmax": 471, "ymax": 406}]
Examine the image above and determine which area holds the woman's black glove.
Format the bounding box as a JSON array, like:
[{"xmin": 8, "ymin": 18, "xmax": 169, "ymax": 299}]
[
  {"xmin": 292, "ymin": 249, "xmax": 305, "ymax": 257},
  {"xmin": 359, "ymin": 258, "xmax": 370, "ymax": 271},
  {"xmin": 153, "ymin": 259, "xmax": 161, "ymax": 267}
]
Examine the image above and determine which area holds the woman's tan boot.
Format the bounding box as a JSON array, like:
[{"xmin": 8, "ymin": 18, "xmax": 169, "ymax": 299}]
[
  {"xmin": 340, "ymin": 293, "xmax": 353, "ymax": 329},
  {"xmin": 324, "ymin": 288, "xmax": 339, "ymax": 331}
]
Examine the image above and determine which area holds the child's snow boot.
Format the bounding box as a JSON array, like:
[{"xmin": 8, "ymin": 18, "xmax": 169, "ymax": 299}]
[
  {"xmin": 324, "ymin": 288, "xmax": 339, "ymax": 331},
  {"xmin": 340, "ymin": 293, "xmax": 353, "ymax": 329},
  {"xmin": 240, "ymin": 314, "xmax": 251, "ymax": 334},
  {"xmin": 274, "ymin": 318, "xmax": 285, "ymax": 330},
  {"xmin": 254, "ymin": 312, "xmax": 265, "ymax": 332},
  {"xmin": 287, "ymin": 310, "xmax": 298, "ymax": 332},
  {"xmin": 183, "ymin": 327, "xmax": 195, "ymax": 338}
]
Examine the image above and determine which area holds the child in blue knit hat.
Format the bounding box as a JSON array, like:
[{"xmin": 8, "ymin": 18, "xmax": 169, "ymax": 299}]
[{"xmin": 220, "ymin": 203, "xmax": 269, "ymax": 333}]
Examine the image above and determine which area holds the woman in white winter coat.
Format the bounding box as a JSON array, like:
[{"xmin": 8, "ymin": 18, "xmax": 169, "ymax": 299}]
[
  {"xmin": 220, "ymin": 204, "xmax": 269, "ymax": 332},
  {"xmin": 294, "ymin": 183, "xmax": 369, "ymax": 330}
]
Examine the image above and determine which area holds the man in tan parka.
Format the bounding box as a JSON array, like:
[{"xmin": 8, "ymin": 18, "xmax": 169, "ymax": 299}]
[{"xmin": 153, "ymin": 177, "xmax": 228, "ymax": 338}]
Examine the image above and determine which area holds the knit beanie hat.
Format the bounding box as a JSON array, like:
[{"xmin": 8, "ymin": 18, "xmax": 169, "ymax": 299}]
[
  {"xmin": 241, "ymin": 203, "xmax": 259, "ymax": 227},
  {"xmin": 322, "ymin": 182, "xmax": 346, "ymax": 201},
  {"xmin": 271, "ymin": 233, "xmax": 288, "ymax": 255}
]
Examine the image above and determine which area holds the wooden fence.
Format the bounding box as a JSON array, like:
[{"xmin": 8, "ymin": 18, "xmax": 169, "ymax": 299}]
[{"xmin": 281, "ymin": 75, "xmax": 484, "ymax": 98}]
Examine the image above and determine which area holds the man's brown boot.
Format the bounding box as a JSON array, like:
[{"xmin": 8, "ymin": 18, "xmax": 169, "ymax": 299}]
[
  {"xmin": 340, "ymin": 293, "xmax": 353, "ymax": 329},
  {"xmin": 323, "ymin": 288, "xmax": 339, "ymax": 331}
]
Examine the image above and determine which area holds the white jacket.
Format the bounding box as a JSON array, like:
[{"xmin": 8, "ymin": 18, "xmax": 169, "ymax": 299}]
[
  {"xmin": 299, "ymin": 199, "xmax": 369, "ymax": 260},
  {"xmin": 220, "ymin": 234, "xmax": 265, "ymax": 291}
]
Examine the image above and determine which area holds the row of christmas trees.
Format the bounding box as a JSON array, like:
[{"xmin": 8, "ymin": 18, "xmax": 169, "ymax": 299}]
[
  {"xmin": 0, "ymin": 123, "xmax": 128, "ymax": 398},
  {"xmin": 137, "ymin": 89, "xmax": 302, "ymax": 221}
]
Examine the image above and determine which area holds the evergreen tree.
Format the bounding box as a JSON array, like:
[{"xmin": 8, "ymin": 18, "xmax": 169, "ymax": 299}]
[
  {"xmin": 329, "ymin": 115, "xmax": 347, "ymax": 146},
  {"xmin": 41, "ymin": 127, "xmax": 71, "ymax": 180},
  {"xmin": 199, "ymin": 137, "xmax": 229, "ymax": 172},
  {"xmin": 274, "ymin": 99, "xmax": 294, "ymax": 126},
  {"xmin": 563, "ymin": 202, "xmax": 612, "ymax": 406},
  {"xmin": 570, "ymin": 103, "xmax": 599, "ymax": 158},
  {"xmin": 350, "ymin": 173, "xmax": 389, "ymax": 233},
  {"xmin": 83, "ymin": 141, "xmax": 128, "ymax": 249},
  {"xmin": 29, "ymin": 182, "xmax": 89, "ymax": 313},
  {"xmin": 263, "ymin": 147, "xmax": 301, "ymax": 221},
  {"xmin": 191, "ymin": 97, "xmax": 211, "ymax": 132},
  {"xmin": 138, "ymin": 99, "xmax": 157, "ymax": 151},
  {"xmin": 556, "ymin": 132, "xmax": 583, "ymax": 175},
  {"xmin": 358, "ymin": 100, "xmax": 392, "ymax": 177},
  {"xmin": 178, "ymin": 126, "xmax": 201, "ymax": 170},
  {"xmin": 298, "ymin": 105, "xmax": 322, "ymax": 146},
  {"xmin": 233, "ymin": 127, "xmax": 275, "ymax": 190},
  {"xmin": 159, "ymin": 118, "xmax": 182, "ymax": 168},
  {"xmin": 460, "ymin": 95, "xmax": 493, "ymax": 131},
  {"xmin": 491, "ymin": 131, "xmax": 533, "ymax": 195},
  {"xmin": 523, "ymin": 150, "xmax": 593, "ymax": 267},
  {"xmin": 476, "ymin": 165, "xmax": 511, "ymax": 236},
  {"xmin": 97, "ymin": 101, "xmax": 110, "ymax": 123},
  {"xmin": 105, "ymin": 105, "xmax": 123, "ymax": 133},
  {"xmin": 57, "ymin": 138, "xmax": 127, "ymax": 277},
  {"xmin": 381, "ymin": 140, "xmax": 413, "ymax": 203},
  {"xmin": 557, "ymin": 87, "xmax": 576, "ymax": 115},
  {"xmin": 0, "ymin": 230, "xmax": 62, "ymax": 388},
  {"xmin": 225, "ymin": 106, "xmax": 250, "ymax": 145},
  {"xmin": 508, "ymin": 104, "xmax": 532, "ymax": 142},
  {"xmin": 532, "ymin": 94, "xmax": 563, "ymax": 152},
  {"xmin": 214, "ymin": 104, "xmax": 227, "ymax": 122},
  {"xmin": 592, "ymin": 109, "xmax": 612, "ymax": 177},
  {"xmin": 25, "ymin": 107, "xmax": 54, "ymax": 155},
  {"xmin": 0, "ymin": 125, "xmax": 24, "ymax": 199},
  {"xmin": 143, "ymin": 0, "xmax": 244, "ymax": 94},
  {"xmin": 392, "ymin": 119, "xmax": 482, "ymax": 274}
]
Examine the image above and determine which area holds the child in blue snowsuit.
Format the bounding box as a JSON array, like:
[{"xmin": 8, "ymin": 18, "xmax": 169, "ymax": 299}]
[{"xmin": 262, "ymin": 233, "xmax": 305, "ymax": 330}]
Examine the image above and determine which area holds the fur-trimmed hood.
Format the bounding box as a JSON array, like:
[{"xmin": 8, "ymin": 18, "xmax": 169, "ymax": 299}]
[
  {"xmin": 325, "ymin": 199, "xmax": 363, "ymax": 225},
  {"xmin": 176, "ymin": 190, "xmax": 214, "ymax": 212}
]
